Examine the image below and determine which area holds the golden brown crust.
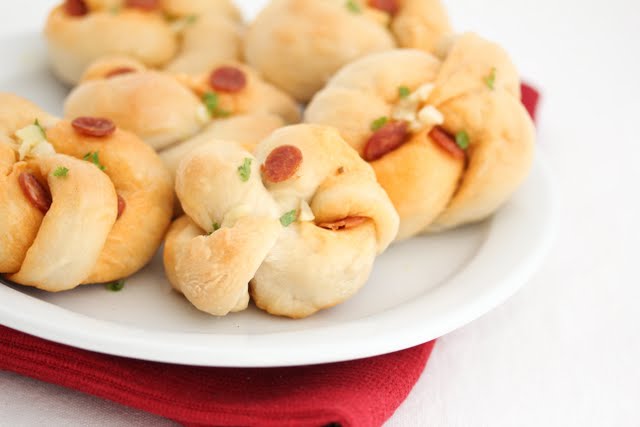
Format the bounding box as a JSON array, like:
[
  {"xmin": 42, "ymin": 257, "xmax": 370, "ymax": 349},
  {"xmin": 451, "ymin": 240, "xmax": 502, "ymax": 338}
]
[
  {"xmin": 245, "ymin": 0, "xmax": 396, "ymax": 102},
  {"xmin": 0, "ymin": 158, "xmax": 45, "ymax": 273},
  {"xmin": 245, "ymin": 0, "xmax": 451, "ymax": 102},
  {"xmin": 45, "ymin": 120, "xmax": 174, "ymax": 283},
  {"xmin": 65, "ymin": 59, "xmax": 299, "ymax": 152},
  {"xmin": 305, "ymin": 34, "xmax": 535, "ymax": 237},
  {"xmin": 1, "ymin": 95, "xmax": 173, "ymax": 290},
  {"xmin": 9, "ymin": 154, "xmax": 118, "ymax": 291},
  {"xmin": 64, "ymin": 69, "xmax": 206, "ymax": 150}
]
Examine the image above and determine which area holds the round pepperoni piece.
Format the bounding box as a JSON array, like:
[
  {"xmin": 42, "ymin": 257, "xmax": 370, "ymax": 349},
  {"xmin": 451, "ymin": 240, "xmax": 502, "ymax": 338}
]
[
  {"xmin": 64, "ymin": 0, "xmax": 88, "ymax": 17},
  {"xmin": 71, "ymin": 117, "xmax": 116, "ymax": 138},
  {"xmin": 117, "ymin": 195, "xmax": 126, "ymax": 219},
  {"xmin": 318, "ymin": 216, "xmax": 368, "ymax": 231},
  {"xmin": 18, "ymin": 173, "xmax": 52, "ymax": 214},
  {"xmin": 262, "ymin": 145, "xmax": 303, "ymax": 183},
  {"xmin": 428, "ymin": 126, "xmax": 466, "ymax": 161},
  {"xmin": 125, "ymin": 0, "xmax": 160, "ymax": 11},
  {"xmin": 363, "ymin": 121, "xmax": 409, "ymax": 162},
  {"xmin": 368, "ymin": 0, "xmax": 400, "ymax": 15},
  {"xmin": 105, "ymin": 67, "xmax": 136, "ymax": 79},
  {"xmin": 209, "ymin": 67, "xmax": 247, "ymax": 93}
]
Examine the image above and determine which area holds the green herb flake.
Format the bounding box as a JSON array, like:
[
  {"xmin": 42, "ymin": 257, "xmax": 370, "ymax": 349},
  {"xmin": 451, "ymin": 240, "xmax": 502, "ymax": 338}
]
[
  {"xmin": 208, "ymin": 222, "xmax": 221, "ymax": 235},
  {"xmin": 370, "ymin": 116, "xmax": 388, "ymax": 132},
  {"xmin": 109, "ymin": 5, "xmax": 121, "ymax": 15},
  {"xmin": 345, "ymin": 0, "xmax": 361, "ymax": 13},
  {"xmin": 53, "ymin": 166, "xmax": 69, "ymax": 178},
  {"xmin": 83, "ymin": 151, "xmax": 106, "ymax": 171},
  {"xmin": 279, "ymin": 210, "xmax": 298, "ymax": 227},
  {"xmin": 484, "ymin": 67, "xmax": 497, "ymax": 90},
  {"xmin": 202, "ymin": 92, "xmax": 231, "ymax": 118},
  {"xmin": 185, "ymin": 14, "xmax": 198, "ymax": 25},
  {"xmin": 34, "ymin": 119, "xmax": 46, "ymax": 139},
  {"xmin": 237, "ymin": 158, "xmax": 252, "ymax": 182},
  {"xmin": 398, "ymin": 86, "xmax": 411, "ymax": 99},
  {"xmin": 105, "ymin": 280, "xmax": 125, "ymax": 292},
  {"xmin": 455, "ymin": 131, "xmax": 470, "ymax": 150}
]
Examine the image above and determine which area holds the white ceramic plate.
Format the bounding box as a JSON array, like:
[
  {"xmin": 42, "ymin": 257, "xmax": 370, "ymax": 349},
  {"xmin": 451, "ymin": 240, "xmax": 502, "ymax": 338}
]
[{"xmin": 0, "ymin": 29, "xmax": 556, "ymax": 367}]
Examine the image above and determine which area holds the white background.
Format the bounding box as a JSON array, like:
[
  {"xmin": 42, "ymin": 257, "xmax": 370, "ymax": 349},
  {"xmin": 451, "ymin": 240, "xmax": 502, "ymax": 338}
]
[{"xmin": 1, "ymin": 0, "xmax": 639, "ymax": 426}]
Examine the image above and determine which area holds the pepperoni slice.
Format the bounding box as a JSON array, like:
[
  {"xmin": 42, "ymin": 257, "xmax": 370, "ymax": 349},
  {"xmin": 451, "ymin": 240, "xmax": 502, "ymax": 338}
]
[
  {"xmin": 368, "ymin": 0, "xmax": 400, "ymax": 15},
  {"xmin": 428, "ymin": 126, "xmax": 466, "ymax": 161},
  {"xmin": 209, "ymin": 67, "xmax": 247, "ymax": 93},
  {"xmin": 105, "ymin": 67, "xmax": 136, "ymax": 79},
  {"xmin": 64, "ymin": 0, "xmax": 88, "ymax": 16},
  {"xmin": 363, "ymin": 121, "xmax": 409, "ymax": 162},
  {"xmin": 125, "ymin": 0, "xmax": 160, "ymax": 11},
  {"xmin": 71, "ymin": 117, "xmax": 116, "ymax": 137},
  {"xmin": 19, "ymin": 173, "xmax": 52, "ymax": 214},
  {"xmin": 318, "ymin": 216, "xmax": 368, "ymax": 231},
  {"xmin": 117, "ymin": 195, "xmax": 126, "ymax": 219},
  {"xmin": 262, "ymin": 145, "xmax": 303, "ymax": 183}
]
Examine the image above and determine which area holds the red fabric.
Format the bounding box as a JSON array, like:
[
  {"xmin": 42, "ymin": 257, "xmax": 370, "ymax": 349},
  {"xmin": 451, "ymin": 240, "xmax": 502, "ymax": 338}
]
[{"xmin": 0, "ymin": 83, "xmax": 539, "ymax": 427}]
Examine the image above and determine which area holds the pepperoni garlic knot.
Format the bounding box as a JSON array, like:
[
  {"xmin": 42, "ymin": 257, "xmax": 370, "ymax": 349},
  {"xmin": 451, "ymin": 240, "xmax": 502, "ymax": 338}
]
[
  {"xmin": 164, "ymin": 124, "xmax": 399, "ymax": 318},
  {"xmin": 0, "ymin": 94, "xmax": 173, "ymax": 292},
  {"xmin": 244, "ymin": 0, "xmax": 452, "ymax": 102},
  {"xmin": 46, "ymin": 0, "xmax": 242, "ymax": 85},
  {"xmin": 306, "ymin": 33, "xmax": 535, "ymax": 239},
  {"xmin": 64, "ymin": 57, "xmax": 301, "ymax": 154}
]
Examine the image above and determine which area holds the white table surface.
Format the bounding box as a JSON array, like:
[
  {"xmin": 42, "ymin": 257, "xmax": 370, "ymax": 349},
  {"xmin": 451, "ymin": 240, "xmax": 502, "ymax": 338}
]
[{"xmin": 1, "ymin": 0, "xmax": 639, "ymax": 426}]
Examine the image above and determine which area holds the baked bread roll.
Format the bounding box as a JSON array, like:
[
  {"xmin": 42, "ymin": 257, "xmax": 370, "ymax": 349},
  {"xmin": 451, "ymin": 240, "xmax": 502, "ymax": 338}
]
[
  {"xmin": 64, "ymin": 57, "xmax": 300, "ymax": 152},
  {"xmin": 44, "ymin": 0, "xmax": 241, "ymax": 85},
  {"xmin": 244, "ymin": 0, "xmax": 451, "ymax": 102},
  {"xmin": 0, "ymin": 94, "xmax": 173, "ymax": 291},
  {"xmin": 164, "ymin": 124, "xmax": 399, "ymax": 318},
  {"xmin": 64, "ymin": 57, "xmax": 207, "ymax": 150},
  {"xmin": 305, "ymin": 33, "xmax": 535, "ymax": 239}
]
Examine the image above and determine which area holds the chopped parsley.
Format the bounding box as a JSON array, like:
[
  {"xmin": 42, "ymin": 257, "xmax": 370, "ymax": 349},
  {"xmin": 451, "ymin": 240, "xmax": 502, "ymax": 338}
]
[
  {"xmin": 345, "ymin": 0, "xmax": 361, "ymax": 13},
  {"xmin": 109, "ymin": 5, "xmax": 121, "ymax": 15},
  {"xmin": 237, "ymin": 158, "xmax": 252, "ymax": 182},
  {"xmin": 202, "ymin": 92, "xmax": 231, "ymax": 118},
  {"xmin": 83, "ymin": 151, "xmax": 106, "ymax": 171},
  {"xmin": 105, "ymin": 280, "xmax": 125, "ymax": 292},
  {"xmin": 34, "ymin": 119, "xmax": 46, "ymax": 138},
  {"xmin": 398, "ymin": 86, "xmax": 411, "ymax": 99},
  {"xmin": 370, "ymin": 116, "xmax": 388, "ymax": 132},
  {"xmin": 484, "ymin": 67, "xmax": 496, "ymax": 90},
  {"xmin": 455, "ymin": 131, "xmax": 470, "ymax": 150},
  {"xmin": 280, "ymin": 210, "xmax": 298, "ymax": 227},
  {"xmin": 83, "ymin": 152, "xmax": 106, "ymax": 171},
  {"xmin": 185, "ymin": 14, "xmax": 198, "ymax": 25},
  {"xmin": 53, "ymin": 166, "xmax": 69, "ymax": 177},
  {"xmin": 208, "ymin": 222, "xmax": 220, "ymax": 235}
]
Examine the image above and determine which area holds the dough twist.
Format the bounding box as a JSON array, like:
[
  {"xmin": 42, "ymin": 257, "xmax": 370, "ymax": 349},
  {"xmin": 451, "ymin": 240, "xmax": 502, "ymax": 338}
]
[
  {"xmin": 245, "ymin": 0, "xmax": 451, "ymax": 101},
  {"xmin": 45, "ymin": 0, "xmax": 242, "ymax": 85},
  {"xmin": 64, "ymin": 57, "xmax": 300, "ymax": 158},
  {"xmin": 0, "ymin": 94, "xmax": 173, "ymax": 291},
  {"xmin": 164, "ymin": 124, "xmax": 399, "ymax": 318},
  {"xmin": 305, "ymin": 33, "xmax": 535, "ymax": 239}
]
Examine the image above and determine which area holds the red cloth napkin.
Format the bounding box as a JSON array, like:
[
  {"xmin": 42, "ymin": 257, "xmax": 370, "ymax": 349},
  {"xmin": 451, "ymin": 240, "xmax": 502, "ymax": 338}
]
[{"xmin": 0, "ymin": 84, "xmax": 539, "ymax": 427}]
